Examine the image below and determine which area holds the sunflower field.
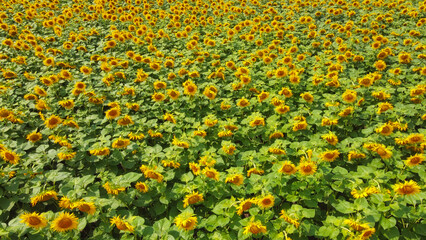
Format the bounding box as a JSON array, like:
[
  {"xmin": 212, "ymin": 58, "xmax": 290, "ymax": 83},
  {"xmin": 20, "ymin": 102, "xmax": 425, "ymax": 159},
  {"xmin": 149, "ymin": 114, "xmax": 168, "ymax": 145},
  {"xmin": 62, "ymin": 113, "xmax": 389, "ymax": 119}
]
[{"xmin": 0, "ymin": 0, "xmax": 425, "ymax": 239}]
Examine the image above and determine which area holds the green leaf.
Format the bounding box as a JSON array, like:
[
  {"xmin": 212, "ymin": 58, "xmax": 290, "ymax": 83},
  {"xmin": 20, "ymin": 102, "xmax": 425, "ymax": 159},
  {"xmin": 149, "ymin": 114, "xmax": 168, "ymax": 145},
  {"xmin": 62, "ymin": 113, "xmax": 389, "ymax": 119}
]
[
  {"xmin": 383, "ymin": 227, "xmax": 400, "ymax": 240},
  {"xmin": 46, "ymin": 171, "xmax": 71, "ymax": 182},
  {"xmin": 153, "ymin": 218, "xmax": 171, "ymax": 236},
  {"xmin": 301, "ymin": 208, "xmax": 316, "ymax": 218},
  {"xmin": 414, "ymin": 224, "xmax": 426, "ymax": 236},
  {"xmin": 333, "ymin": 200, "xmax": 355, "ymax": 214},
  {"xmin": 380, "ymin": 217, "xmax": 396, "ymax": 230}
]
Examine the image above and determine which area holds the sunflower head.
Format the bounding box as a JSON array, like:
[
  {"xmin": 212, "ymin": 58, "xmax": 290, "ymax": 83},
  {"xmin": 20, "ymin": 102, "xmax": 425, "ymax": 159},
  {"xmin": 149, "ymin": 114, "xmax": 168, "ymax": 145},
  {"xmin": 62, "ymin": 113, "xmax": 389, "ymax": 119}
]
[
  {"xmin": 20, "ymin": 212, "xmax": 48, "ymax": 229},
  {"xmin": 51, "ymin": 212, "xmax": 79, "ymax": 232}
]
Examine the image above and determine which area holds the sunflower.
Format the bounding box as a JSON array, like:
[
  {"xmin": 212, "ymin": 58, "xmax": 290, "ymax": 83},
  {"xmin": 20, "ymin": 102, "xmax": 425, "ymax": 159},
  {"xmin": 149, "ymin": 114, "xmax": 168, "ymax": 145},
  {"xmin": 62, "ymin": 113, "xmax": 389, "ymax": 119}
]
[
  {"xmin": 300, "ymin": 92, "xmax": 314, "ymax": 103},
  {"xmin": 1, "ymin": 149, "xmax": 20, "ymax": 164},
  {"xmin": 235, "ymin": 198, "xmax": 254, "ymax": 215},
  {"xmin": 103, "ymin": 182, "xmax": 126, "ymax": 195},
  {"xmin": 174, "ymin": 212, "xmax": 197, "ymax": 231},
  {"xmin": 59, "ymin": 196, "xmax": 73, "ymax": 209},
  {"xmin": 321, "ymin": 132, "xmax": 339, "ymax": 146},
  {"xmin": 152, "ymin": 92, "xmax": 165, "ymax": 102},
  {"xmin": 257, "ymin": 194, "xmax": 274, "ymax": 209},
  {"xmin": 80, "ymin": 66, "xmax": 92, "ymax": 75},
  {"xmin": 105, "ymin": 108, "xmax": 121, "ymax": 120},
  {"xmin": 249, "ymin": 117, "xmax": 265, "ymax": 127},
  {"xmin": 144, "ymin": 169, "xmax": 164, "ymax": 183},
  {"xmin": 237, "ymin": 98, "xmax": 250, "ymax": 107},
  {"xmin": 292, "ymin": 121, "xmax": 307, "ymax": 131},
  {"xmin": 406, "ymin": 133, "xmax": 424, "ymax": 144},
  {"xmin": 243, "ymin": 219, "xmax": 267, "ymax": 235},
  {"xmin": 75, "ymin": 201, "xmax": 96, "ymax": 215},
  {"xmin": 184, "ymin": 82, "xmax": 198, "ymax": 96},
  {"xmin": 202, "ymin": 167, "xmax": 220, "ymax": 181},
  {"xmin": 135, "ymin": 182, "xmax": 148, "ymax": 193},
  {"xmin": 320, "ymin": 150, "xmax": 340, "ymax": 162},
  {"xmin": 404, "ymin": 154, "xmax": 424, "ymax": 167},
  {"xmin": 183, "ymin": 191, "xmax": 204, "ymax": 208},
  {"xmin": 117, "ymin": 115, "xmax": 134, "ymax": 126},
  {"xmin": 343, "ymin": 219, "xmax": 370, "ymax": 232},
  {"xmin": 112, "ymin": 137, "xmax": 130, "ymax": 149},
  {"xmin": 110, "ymin": 216, "xmax": 134, "ymax": 232},
  {"xmin": 298, "ymin": 161, "xmax": 317, "ymax": 175},
  {"xmin": 360, "ymin": 227, "xmax": 376, "ymax": 239},
  {"xmin": 280, "ymin": 210, "xmax": 300, "ymax": 228},
  {"xmin": 278, "ymin": 161, "xmax": 297, "ymax": 175},
  {"xmin": 51, "ymin": 212, "xmax": 78, "ymax": 232},
  {"xmin": 167, "ymin": 89, "xmax": 180, "ymax": 100},
  {"xmin": 375, "ymin": 123, "xmax": 393, "ymax": 136},
  {"xmin": 44, "ymin": 115, "xmax": 62, "ymax": 129},
  {"xmin": 342, "ymin": 89, "xmax": 357, "ymax": 103},
  {"xmin": 225, "ymin": 174, "xmax": 244, "ymax": 186},
  {"xmin": 20, "ymin": 212, "xmax": 48, "ymax": 229},
  {"xmin": 393, "ymin": 180, "xmax": 421, "ymax": 195},
  {"xmin": 43, "ymin": 57, "xmax": 55, "ymax": 66},
  {"xmin": 30, "ymin": 190, "xmax": 58, "ymax": 206},
  {"xmin": 58, "ymin": 99, "xmax": 74, "ymax": 109}
]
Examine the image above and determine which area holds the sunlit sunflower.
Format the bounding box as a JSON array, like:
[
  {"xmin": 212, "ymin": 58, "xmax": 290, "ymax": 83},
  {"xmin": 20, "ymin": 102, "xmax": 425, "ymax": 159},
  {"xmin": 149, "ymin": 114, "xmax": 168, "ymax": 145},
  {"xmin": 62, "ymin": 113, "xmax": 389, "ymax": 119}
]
[
  {"xmin": 298, "ymin": 161, "xmax": 317, "ymax": 175},
  {"xmin": 1, "ymin": 149, "xmax": 20, "ymax": 164},
  {"xmin": 320, "ymin": 150, "xmax": 340, "ymax": 162},
  {"xmin": 183, "ymin": 191, "xmax": 204, "ymax": 208},
  {"xmin": 110, "ymin": 216, "xmax": 134, "ymax": 232},
  {"xmin": 135, "ymin": 182, "xmax": 148, "ymax": 193},
  {"xmin": 393, "ymin": 180, "xmax": 421, "ymax": 195},
  {"xmin": 75, "ymin": 201, "xmax": 96, "ymax": 215},
  {"xmin": 243, "ymin": 218, "xmax": 267, "ymax": 235},
  {"xmin": 30, "ymin": 190, "xmax": 58, "ymax": 206},
  {"xmin": 112, "ymin": 137, "xmax": 130, "ymax": 149},
  {"xmin": 51, "ymin": 212, "xmax": 78, "ymax": 232},
  {"xmin": 256, "ymin": 194, "xmax": 274, "ymax": 209},
  {"xmin": 44, "ymin": 115, "xmax": 62, "ymax": 129},
  {"xmin": 174, "ymin": 212, "xmax": 197, "ymax": 231},
  {"xmin": 20, "ymin": 212, "xmax": 48, "ymax": 229},
  {"xmin": 202, "ymin": 167, "xmax": 220, "ymax": 181},
  {"xmin": 225, "ymin": 174, "xmax": 244, "ymax": 186},
  {"xmin": 278, "ymin": 161, "xmax": 297, "ymax": 175},
  {"xmin": 404, "ymin": 154, "xmax": 424, "ymax": 167}
]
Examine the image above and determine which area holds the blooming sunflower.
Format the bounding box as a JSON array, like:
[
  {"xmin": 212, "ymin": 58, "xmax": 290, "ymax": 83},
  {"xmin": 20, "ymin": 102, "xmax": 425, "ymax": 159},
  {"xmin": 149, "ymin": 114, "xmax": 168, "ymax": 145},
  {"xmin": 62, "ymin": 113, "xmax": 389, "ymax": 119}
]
[
  {"xmin": 342, "ymin": 89, "xmax": 357, "ymax": 103},
  {"xmin": 112, "ymin": 137, "xmax": 130, "ymax": 149},
  {"xmin": 278, "ymin": 161, "xmax": 297, "ymax": 175},
  {"xmin": 44, "ymin": 115, "xmax": 62, "ymax": 129},
  {"xmin": 300, "ymin": 92, "xmax": 314, "ymax": 103},
  {"xmin": 202, "ymin": 167, "xmax": 220, "ymax": 181},
  {"xmin": 225, "ymin": 174, "xmax": 244, "ymax": 186},
  {"xmin": 135, "ymin": 182, "xmax": 149, "ymax": 193},
  {"xmin": 30, "ymin": 190, "xmax": 58, "ymax": 206},
  {"xmin": 237, "ymin": 198, "xmax": 254, "ymax": 215},
  {"xmin": 174, "ymin": 212, "xmax": 197, "ymax": 231},
  {"xmin": 320, "ymin": 150, "xmax": 340, "ymax": 162},
  {"xmin": 393, "ymin": 180, "xmax": 421, "ymax": 195},
  {"xmin": 105, "ymin": 107, "xmax": 121, "ymax": 120},
  {"xmin": 243, "ymin": 219, "xmax": 267, "ymax": 235},
  {"xmin": 257, "ymin": 194, "xmax": 274, "ymax": 209},
  {"xmin": 110, "ymin": 216, "xmax": 134, "ymax": 232},
  {"xmin": 404, "ymin": 154, "xmax": 424, "ymax": 167},
  {"xmin": 75, "ymin": 201, "xmax": 96, "ymax": 215},
  {"xmin": 321, "ymin": 132, "xmax": 339, "ymax": 146},
  {"xmin": 1, "ymin": 149, "xmax": 20, "ymax": 164},
  {"xmin": 183, "ymin": 191, "xmax": 204, "ymax": 208},
  {"xmin": 51, "ymin": 212, "xmax": 79, "ymax": 232},
  {"xmin": 20, "ymin": 212, "xmax": 48, "ymax": 229},
  {"xmin": 298, "ymin": 161, "xmax": 317, "ymax": 175}
]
